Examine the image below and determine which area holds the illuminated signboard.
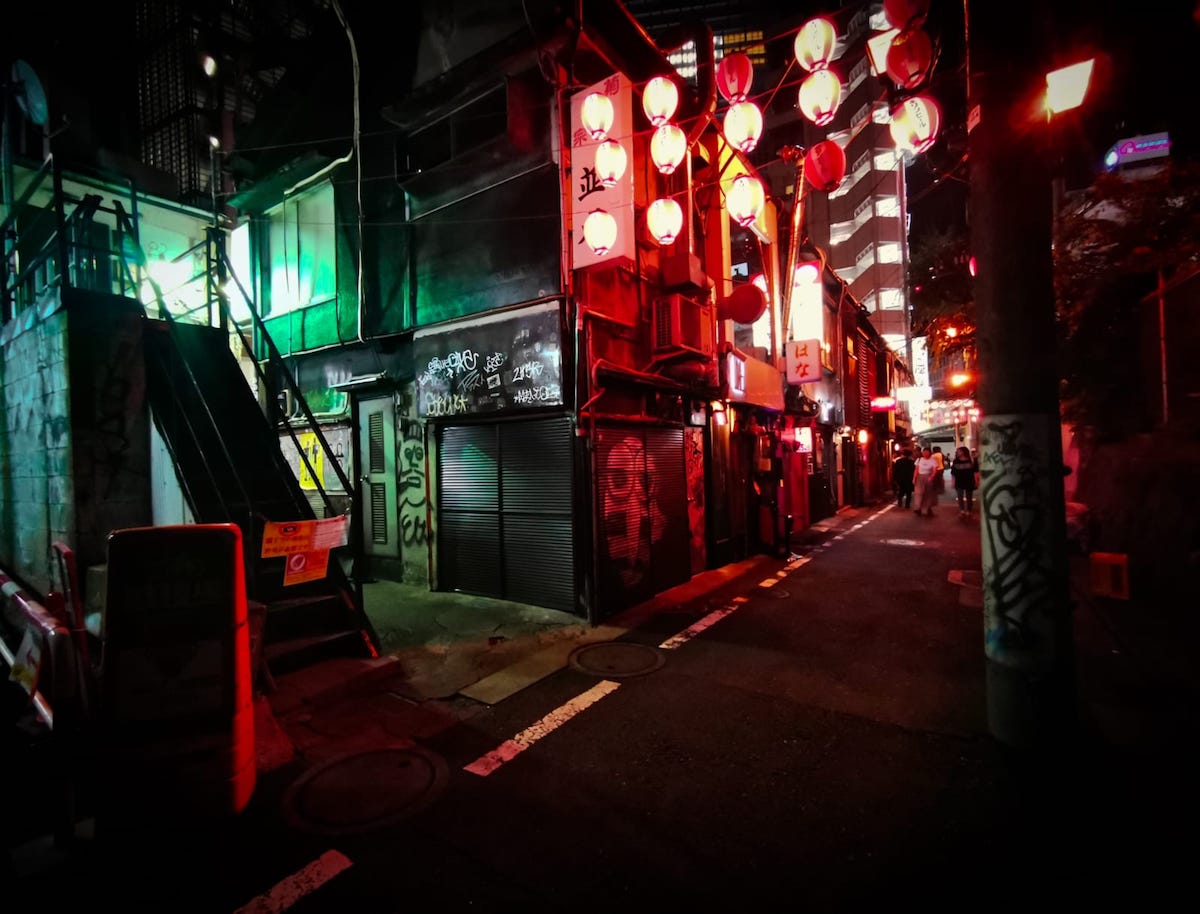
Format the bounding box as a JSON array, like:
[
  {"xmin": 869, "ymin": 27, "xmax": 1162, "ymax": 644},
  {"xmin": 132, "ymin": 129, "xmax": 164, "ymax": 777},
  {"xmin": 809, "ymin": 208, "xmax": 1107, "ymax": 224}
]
[
  {"xmin": 870, "ymin": 395, "xmax": 897, "ymax": 411},
  {"xmin": 1104, "ymin": 132, "xmax": 1170, "ymax": 170}
]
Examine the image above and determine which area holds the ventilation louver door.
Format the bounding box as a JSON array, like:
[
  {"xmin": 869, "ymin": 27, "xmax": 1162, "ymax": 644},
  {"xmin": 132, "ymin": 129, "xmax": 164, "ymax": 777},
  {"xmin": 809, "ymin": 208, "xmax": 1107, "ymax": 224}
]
[
  {"xmin": 500, "ymin": 418, "xmax": 575, "ymax": 612},
  {"xmin": 438, "ymin": 424, "xmax": 502, "ymax": 598},
  {"xmin": 357, "ymin": 396, "xmax": 398, "ymax": 557}
]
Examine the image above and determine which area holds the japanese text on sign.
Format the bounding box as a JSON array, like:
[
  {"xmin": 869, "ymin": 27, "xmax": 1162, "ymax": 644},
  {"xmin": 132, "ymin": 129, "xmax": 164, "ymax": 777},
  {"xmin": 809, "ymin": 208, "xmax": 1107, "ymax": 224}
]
[{"xmin": 260, "ymin": 516, "xmax": 349, "ymax": 558}]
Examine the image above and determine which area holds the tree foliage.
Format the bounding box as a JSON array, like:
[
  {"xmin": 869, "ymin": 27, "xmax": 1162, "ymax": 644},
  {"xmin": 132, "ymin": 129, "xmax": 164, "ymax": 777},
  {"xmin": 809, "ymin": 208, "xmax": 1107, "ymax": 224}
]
[
  {"xmin": 1053, "ymin": 160, "xmax": 1200, "ymax": 439},
  {"xmin": 908, "ymin": 226, "xmax": 974, "ymax": 362}
]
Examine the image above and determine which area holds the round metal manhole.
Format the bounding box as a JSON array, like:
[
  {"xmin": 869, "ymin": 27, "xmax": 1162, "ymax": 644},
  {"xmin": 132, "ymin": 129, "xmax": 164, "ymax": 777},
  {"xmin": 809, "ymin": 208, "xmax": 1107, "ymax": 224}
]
[
  {"xmin": 569, "ymin": 641, "xmax": 666, "ymax": 678},
  {"xmin": 768, "ymin": 588, "xmax": 791, "ymax": 599},
  {"xmin": 282, "ymin": 745, "xmax": 449, "ymax": 836}
]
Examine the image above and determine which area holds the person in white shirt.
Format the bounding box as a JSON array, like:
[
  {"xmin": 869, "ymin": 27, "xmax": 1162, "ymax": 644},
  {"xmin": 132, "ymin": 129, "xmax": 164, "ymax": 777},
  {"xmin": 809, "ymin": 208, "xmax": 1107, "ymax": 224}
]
[{"xmin": 913, "ymin": 446, "xmax": 940, "ymax": 517}]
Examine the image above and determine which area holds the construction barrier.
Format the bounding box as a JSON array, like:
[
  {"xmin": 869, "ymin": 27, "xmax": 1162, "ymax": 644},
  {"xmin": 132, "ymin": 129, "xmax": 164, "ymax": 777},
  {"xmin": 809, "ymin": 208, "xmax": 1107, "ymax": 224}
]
[{"xmin": 98, "ymin": 524, "xmax": 256, "ymax": 827}]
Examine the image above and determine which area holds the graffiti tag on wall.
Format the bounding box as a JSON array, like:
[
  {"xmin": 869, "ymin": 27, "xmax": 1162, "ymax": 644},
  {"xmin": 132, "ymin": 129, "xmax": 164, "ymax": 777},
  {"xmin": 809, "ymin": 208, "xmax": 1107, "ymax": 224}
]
[{"xmin": 979, "ymin": 414, "xmax": 1058, "ymax": 662}]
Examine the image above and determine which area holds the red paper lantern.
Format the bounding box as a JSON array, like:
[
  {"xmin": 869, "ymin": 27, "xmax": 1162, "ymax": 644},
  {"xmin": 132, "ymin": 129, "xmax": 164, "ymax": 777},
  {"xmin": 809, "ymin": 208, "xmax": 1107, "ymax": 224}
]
[
  {"xmin": 883, "ymin": 0, "xmax": 930, "ymax": 30},
  {"xmin": 885, "ymin": 28, "xmax": 932, "ymax": 90},
  {"xmin": 804, "ymin": 140, "xmax": 847, "ymax": 192},
  {"xmin": 716, "ymin": 52, "xmax": 755, "ymax": 103},
  {"xmin": 719, "ymin": 283, "xmax": 768, "ymax": 324}
]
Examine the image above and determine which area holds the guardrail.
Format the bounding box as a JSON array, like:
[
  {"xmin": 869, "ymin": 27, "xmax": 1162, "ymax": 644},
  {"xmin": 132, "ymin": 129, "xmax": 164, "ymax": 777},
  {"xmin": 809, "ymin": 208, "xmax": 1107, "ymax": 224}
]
[{"xmin": 1, "ymin": 568, "xmax": 81, "ymax": 849}]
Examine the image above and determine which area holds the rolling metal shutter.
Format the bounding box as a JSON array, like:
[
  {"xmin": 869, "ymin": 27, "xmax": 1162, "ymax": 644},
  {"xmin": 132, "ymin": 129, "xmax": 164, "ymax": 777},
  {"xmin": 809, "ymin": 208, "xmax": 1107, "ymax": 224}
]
[
  {"xmin": 438, "ymin": 425, "xmax": 501, "ymax": 598},
  {"xmin": 437, "ymin": 418, "xmax": 575, "ymax": 612},
  {"xmin": 645, "ymin": 427, "xmax": 690, "ymax": 595}
]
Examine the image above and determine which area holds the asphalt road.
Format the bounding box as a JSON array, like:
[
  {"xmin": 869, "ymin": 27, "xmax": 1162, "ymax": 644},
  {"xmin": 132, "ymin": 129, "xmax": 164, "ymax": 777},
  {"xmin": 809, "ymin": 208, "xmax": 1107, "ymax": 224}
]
[{"xmin": 10, "ymin": 503, "xmax": 1194, "ymax": 911}]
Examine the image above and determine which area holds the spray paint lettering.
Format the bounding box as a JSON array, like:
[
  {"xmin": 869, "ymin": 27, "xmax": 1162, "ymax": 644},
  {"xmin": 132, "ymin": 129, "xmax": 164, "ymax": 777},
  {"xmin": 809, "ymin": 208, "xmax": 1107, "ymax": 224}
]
[
  {"xmin": 422, "ymin": 392, "xmax": 470, "ymax": 417},
  {"xmin": 979, "ymin": 415, "xmax": 1055, "ymax": 657}
]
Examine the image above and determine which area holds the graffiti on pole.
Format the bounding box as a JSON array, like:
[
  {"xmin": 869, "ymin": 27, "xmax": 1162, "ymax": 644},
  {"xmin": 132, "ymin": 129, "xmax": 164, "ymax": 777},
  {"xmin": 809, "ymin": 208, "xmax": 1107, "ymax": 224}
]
[{"xmin": 978, "ymin": 414, "xmax": 1058, "ymax": 659}]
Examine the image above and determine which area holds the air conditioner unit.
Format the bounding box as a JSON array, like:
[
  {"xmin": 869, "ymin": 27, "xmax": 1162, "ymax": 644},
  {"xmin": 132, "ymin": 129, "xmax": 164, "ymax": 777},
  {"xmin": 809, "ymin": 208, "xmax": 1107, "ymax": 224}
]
[{"xmin": 653, "ymin": 293, "xmax": 714, "ymax": 360}]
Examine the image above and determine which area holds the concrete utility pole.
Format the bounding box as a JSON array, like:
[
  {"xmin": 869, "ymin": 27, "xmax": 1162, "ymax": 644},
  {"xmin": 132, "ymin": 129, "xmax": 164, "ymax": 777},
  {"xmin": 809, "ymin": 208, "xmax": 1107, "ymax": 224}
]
[{"xmin": 966, "ymin": 0, "xmax": 1075, "ymax": 748}]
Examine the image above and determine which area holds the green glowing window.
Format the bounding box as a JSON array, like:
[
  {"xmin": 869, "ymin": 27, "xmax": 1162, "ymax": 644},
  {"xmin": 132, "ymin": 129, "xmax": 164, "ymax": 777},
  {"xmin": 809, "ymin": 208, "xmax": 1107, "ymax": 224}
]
[{"xmin": 265, "ymin": 181, "xmax": 336, "ymax": 315}]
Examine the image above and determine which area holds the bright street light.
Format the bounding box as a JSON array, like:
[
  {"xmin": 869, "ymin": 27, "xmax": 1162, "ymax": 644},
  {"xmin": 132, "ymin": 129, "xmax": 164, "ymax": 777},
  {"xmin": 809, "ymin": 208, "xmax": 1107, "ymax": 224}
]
[{"xmin": 1044, "ymin": 59, "xmax": 1094, "ymax": 115}]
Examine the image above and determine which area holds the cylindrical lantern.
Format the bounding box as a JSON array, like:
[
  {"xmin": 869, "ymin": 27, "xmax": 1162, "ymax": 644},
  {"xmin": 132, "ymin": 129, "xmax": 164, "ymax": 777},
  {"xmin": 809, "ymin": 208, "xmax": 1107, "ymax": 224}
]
[
  {"xmin": 804, "ymin": 140, "xmax": 847, "ymax": 192},
  {"xmin": 723, "ymin": 101, "xmax": 763, "ymax": 153},
  {"xmin": 642, "ymin": 76, "xmax": 679, "ymax": 127},
  {"xmin": 594, "ymin": 140, "xmax": 628, "ymax": 187},
  {"xmin": 583, "ymin": 209, "xmax": 618, "ymax": 256},
  {"xmin": 650, "ymin": 124, "xmax": 687, "ymax": 175},
  {"xmin": 580, "ymin": 92, "xmax": 614, "ymax": 141},
  {"xmin": 890, "ymin": 95, "xmax": 941, "ymax": 154},
  {"xmin": 794, "ymin": 16, "xmax": 838, "ymax": 72},
  {"xmin": 727, "ymin": 175, "xmax": 765, "ymax": 227},
  {"xmin": 885, "ymin": 28, "xmax": 932, "ymax": 90},
  {"xmin": 883, "ymin": 0, "xmax": 930, "ymax": 30},
  {"xmin": 646, "ymin": 198, "xmax": 684, "ymax": 245},
  {"xmin": 798, "ymin": 69, "xmax": 843, "ymax": 126},
  {"xmin": 716, "ymin": 52, "xmax": 755, "ymax": 103}
]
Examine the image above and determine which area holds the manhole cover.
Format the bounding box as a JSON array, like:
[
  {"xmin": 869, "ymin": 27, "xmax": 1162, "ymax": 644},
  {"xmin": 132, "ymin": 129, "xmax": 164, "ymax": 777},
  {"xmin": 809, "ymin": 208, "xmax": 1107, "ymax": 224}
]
[
  {"xmin": 569, "ymin": 641, "xmax": 665, "ymax": 678},
  {"xmin": 282, "ymin": 746, "xmax": 449, "ymax": 835},
  {"xmin": 768, "ymin": 588, "xmax": 791, "ymax": 599}
]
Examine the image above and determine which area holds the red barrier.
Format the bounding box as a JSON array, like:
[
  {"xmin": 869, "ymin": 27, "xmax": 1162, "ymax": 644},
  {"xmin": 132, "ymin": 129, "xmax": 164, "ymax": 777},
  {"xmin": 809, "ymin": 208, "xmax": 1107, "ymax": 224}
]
[{"xmin": 99, "ymin": 524, "xmax": 256, "ymax": 825}]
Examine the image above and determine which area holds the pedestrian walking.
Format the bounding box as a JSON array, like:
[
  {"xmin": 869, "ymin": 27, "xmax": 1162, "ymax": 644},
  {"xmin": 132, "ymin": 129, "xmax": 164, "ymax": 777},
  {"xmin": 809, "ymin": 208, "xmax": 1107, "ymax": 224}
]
[
  {"xmin": 931, "ymin": 445, "xmax": 946, "ymax": 498},
  {"xmin": 913, "ymin": 446, "xmax": 940, "ymax": 516},
  {"xmin": 950, "ymin": 446, "xmax": 980, "ymax": 517},
  {"xmin": 892, "ymin": 448, "xmax": 916, "ymax": 508}
]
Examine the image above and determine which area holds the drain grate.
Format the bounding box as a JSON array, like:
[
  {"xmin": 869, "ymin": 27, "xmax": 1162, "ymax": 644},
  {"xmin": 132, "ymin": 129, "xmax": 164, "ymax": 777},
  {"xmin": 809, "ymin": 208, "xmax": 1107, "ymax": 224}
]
[
  {"xmin": 569, "ymin": 641, "xmax": 665, "ymax": 678},
  {"xmin": 282, "ymin": 746, "xmax": 449, "ymax": 836}
]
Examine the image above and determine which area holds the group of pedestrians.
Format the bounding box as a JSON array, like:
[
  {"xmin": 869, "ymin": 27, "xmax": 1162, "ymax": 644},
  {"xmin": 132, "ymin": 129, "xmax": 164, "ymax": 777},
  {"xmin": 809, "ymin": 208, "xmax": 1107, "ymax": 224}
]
[{"xmin": 892, "ymin": 444, "xmax": 979, "ymax": 518}]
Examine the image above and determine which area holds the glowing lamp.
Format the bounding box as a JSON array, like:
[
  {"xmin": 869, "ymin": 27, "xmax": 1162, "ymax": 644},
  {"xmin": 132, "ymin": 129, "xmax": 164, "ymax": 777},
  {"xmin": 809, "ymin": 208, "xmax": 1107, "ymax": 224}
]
[
  {"xmin": 890, "ymin": 95, "xmax": 941, "ymax": 154},
  {"xmin": 650, "ymin": 124, "xmax": 687, "ymax": 175},
  {"xmin": 798, "ymin": 68, "xmax": 843, "ymax": 127},
  {"xmin": 1045, "ymin": 59, "xmax": 1094, "ymax": 115},
  {"xmin": 727, "ymin": 175, "xmax": 765, "ymax": 227},
  {"xmin": 750, "ymin": 272, "xmax": 769, "ymax": 295},
  {"xmin": 723, "ymin": 101, "xmax": 763, "ymax": 153},
  {"xmin": 583, "ymin": 209, "xmax": 617, "ymax": 256},
  {"xmin": 857, "ymin": 429, "xmax": 869, "ymax": 445},
  {"xmin": 794, "ymin": 262, "xmax": 820, "ymax": 284},
  {"xmin": 885, "ymin": 28, "xmax": 932, "ymax": 90},
  {"xmin": 968, "ymin": 255, "xmax": 977, "ymax": 277},
  {"xmin": 804, "ymin": 140, "xmax": 847, "ymax": 192},
  {"xmin": 580, "ymin": 92, "xmax": 614, "ymax": 141},
  {"xmin": 646, "ymin": 198, "xmax": 684, "ymax": 245},
  {"xmin": 794, "ymin": 16, "xmax": 838, "ymax": 72},
  {"xmin": 594, "ymin": 140, "xmax": 628, "ymax": 187},
  {"xmin": 883, "ymin": 0, "xmax": 930, "ymax": 29},
  {"xmin": 716, "ymin": 52, "xmax": 755, "ymax": 103},
  {"xmin": 642, "ymin": 76, "xmax": 679, "ymax": 126}
]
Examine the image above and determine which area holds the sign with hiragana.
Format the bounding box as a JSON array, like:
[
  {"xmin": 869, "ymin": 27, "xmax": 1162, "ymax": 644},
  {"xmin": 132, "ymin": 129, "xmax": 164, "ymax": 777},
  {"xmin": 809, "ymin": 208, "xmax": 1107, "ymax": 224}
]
[{"xmin": 785, "ymin": 338, "xmax": 822, "ymax": 384}]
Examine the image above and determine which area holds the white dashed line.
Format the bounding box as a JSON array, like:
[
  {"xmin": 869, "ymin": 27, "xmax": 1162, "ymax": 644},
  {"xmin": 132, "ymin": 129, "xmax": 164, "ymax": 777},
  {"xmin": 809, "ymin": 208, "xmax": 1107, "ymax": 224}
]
[
  {"xmin": 233, "ymin": 850, "xmax": 353, "ymax": 914},
  {"xmin": 464, "ymin": 680, "xmax": 622, "ymax": 776},
  {"xmin": 659, "ymin": 603, "xmax": 740, "ymax": 650}
]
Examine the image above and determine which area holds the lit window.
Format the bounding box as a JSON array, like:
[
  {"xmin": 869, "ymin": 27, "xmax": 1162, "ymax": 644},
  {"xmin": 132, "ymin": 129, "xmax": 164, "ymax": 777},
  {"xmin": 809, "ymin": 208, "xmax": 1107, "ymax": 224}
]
[
  {"xmin": 266, "ymin": 181, "xmax": 336, "ymax": 315},
  {"xmin": 225, "ymin": 221, "xmax": 253, "ymax": 323},
  {"xmin": 874, "ymin": 149, "xmax": 900, "ymax": 171},
  {"xmin": 875, "ymin": 198, "xmax": 900, "ymax": 218},
  {"xmin": 877, "ymin": 243, "xmax": 902, "ymax": 264}
]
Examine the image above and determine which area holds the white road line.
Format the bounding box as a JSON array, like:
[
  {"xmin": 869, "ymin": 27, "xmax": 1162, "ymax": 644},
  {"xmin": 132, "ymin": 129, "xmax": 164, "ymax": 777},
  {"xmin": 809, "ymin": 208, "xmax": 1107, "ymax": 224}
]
[
  {"xmin": 758, "ymin": 577, "xmax": 779, "ymax": 587},
  {"xmin": 464, "ymin": 680, "xmax": 622, "ymax": 777},
  {"xmin": 659, "ymin": 604, "xmax": 739, "ymax": 650},
  {"xmin": 233, "ymin": 850, "xmax": 353, "ymax": 914}
]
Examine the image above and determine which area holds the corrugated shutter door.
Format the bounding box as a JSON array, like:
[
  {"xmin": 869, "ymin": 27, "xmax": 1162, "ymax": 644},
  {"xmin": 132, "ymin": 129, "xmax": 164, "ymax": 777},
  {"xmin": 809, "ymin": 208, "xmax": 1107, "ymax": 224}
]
[
  {"xmin": 500, "ymin": 418, "xmax": 575, "ymax": 612},
  {"xmin": 438, "ymin": 425, "xmax": 501, "ymax": 597},
  {"xmin": 645, "ymin": 427, "xmax": 690, "ymax": 594},
  {"xmin": 595, "ymin": 426, "xmax": 652, "ymax": 609}
]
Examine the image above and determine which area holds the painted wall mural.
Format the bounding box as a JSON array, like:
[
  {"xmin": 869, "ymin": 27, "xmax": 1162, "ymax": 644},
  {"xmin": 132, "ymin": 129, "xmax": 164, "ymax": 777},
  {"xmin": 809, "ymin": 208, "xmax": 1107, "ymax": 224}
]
[
  {"xmin": 685, "ymin": 427, "xmax": 706, "ymax": 576},
  {"xmin": 979, "ymin": 413, "xmax": 1063, "ymax": 666},
  {"xmin": 396, "ymin": 382, "xmax": 431, "ymax": 584}
]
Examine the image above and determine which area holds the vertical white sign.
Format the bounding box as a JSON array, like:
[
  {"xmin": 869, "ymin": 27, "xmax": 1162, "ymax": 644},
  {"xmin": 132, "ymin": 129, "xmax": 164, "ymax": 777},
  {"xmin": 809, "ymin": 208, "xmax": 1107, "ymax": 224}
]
[
  {"xmin": 570, "ymin": 74, "xmax": 634, "ymax": 270},
  {"xmin": 911, "ymin": 336, "xmax": 930, "ymax": 388}
]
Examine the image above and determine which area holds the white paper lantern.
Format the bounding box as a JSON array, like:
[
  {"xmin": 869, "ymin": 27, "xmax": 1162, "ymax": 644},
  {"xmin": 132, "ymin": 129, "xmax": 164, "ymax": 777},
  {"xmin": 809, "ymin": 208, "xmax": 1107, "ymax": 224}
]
[
  {"xmin": 727, "ymin": 175, "xmax": 765, "ymax": 227},
  {"xmin": 581, "ymin": 92, "xmax": 614, "ymax": 141},
  {"xmin": 650, "ymin": 124, "xmax": 687, "ymax": 175},
  {"xmin": 642, "ymin": 76, "xmax": 679, "ymax": 127},
  {"xmin": 594, "ymin": 140, "xmax": 628, "ymax": 187},
  {"xmin": 583, "ymin": 209, "xmax": 618, "ymax": 256},
  {"xmin": 647, "ymin": 198, "xmax": 684, "ymax": 244}
]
